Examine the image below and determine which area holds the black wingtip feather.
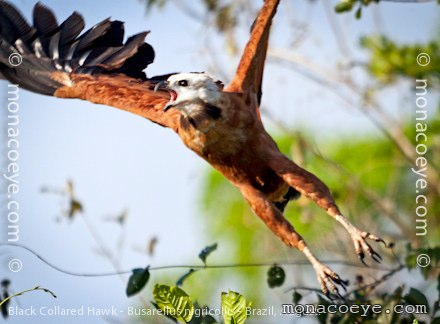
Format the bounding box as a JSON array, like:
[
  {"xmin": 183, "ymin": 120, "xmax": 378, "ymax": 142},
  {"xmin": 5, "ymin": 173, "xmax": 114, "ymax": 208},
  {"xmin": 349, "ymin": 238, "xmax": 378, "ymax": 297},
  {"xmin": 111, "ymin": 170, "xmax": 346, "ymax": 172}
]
[
  {"xmin": 101, "ymin": 32, "xmax": 149, "ymax": 67},
  {"xmin": 59, "ymin": 12, "xmax": 84, "ymax": 47},
  {"xmin": 113, "ymin": 43, "xmax": 154, "ymax": 79},
  {"xmin": 0, "ymin": 1, "xmax": 34, "ymax": 43},
  {"xmin": 0, "ymin": 1, "xmax": 156, "ymax": 96},
  {"xmin": 33, "ymin": 2, "xmax": 58, "ymax": 35}
]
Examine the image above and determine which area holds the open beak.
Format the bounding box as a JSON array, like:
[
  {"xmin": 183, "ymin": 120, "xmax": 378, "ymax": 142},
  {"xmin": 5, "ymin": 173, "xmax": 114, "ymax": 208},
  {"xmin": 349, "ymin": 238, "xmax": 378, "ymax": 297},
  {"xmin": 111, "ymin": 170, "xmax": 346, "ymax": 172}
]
[{"xmin": 154, "ymin": 81, "xmax": 176, "ymax": 112}]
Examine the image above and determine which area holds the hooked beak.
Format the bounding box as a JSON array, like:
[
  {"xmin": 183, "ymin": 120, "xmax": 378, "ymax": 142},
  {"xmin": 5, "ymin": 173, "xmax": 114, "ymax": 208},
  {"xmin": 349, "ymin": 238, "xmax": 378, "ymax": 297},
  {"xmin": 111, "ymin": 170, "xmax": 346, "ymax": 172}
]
[
  {"xmin": 154, "ymin": 81, "xmax": 176, "ymax": 112},
  {"xmin": 154, "ymin": 80, "xmax": 168, "ymax": 93}
]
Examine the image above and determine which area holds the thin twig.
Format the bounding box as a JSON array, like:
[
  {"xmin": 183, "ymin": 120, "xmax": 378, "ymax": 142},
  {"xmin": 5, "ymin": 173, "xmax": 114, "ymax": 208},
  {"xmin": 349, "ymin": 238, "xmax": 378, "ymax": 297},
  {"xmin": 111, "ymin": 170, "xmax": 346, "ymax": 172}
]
[
  {"xmin": 343, "ymin": 264, "xmax": 405, "ymax": 298},
  {"xmin": 0, "ymin": 243, "xmax": 392, "ymax": 278},
  {"xmin": 284, "ymin": 286, "xmax": 325, "ymax": 296},
  {"xmin": 322, "ymin": 0, "xmax": 352, "ymax": 57},
  {"xmin": 0, "ymin": 286, "xmax": 57, "ymax": 308}
]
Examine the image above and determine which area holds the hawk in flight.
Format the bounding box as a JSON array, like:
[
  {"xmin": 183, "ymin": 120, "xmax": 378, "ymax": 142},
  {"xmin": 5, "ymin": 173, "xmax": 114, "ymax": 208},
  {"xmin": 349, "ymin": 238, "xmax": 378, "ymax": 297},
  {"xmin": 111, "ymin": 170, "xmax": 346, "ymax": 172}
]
[{"xmin": 0, "ymin": 0, "xmax": 385, "ymax": 298}]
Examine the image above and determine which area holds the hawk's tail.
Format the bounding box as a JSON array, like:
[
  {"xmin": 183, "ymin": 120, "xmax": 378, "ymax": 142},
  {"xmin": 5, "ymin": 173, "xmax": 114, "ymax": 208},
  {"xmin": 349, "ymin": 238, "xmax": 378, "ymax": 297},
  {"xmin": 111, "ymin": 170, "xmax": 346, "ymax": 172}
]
[{"xmin": 0, "ymin": 1, "xmax": 154, "ymax": 95}]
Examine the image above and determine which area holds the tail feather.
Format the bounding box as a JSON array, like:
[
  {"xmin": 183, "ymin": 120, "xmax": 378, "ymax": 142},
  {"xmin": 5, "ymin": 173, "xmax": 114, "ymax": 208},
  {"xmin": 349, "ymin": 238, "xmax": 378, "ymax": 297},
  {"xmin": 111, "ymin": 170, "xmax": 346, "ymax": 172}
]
[{"xmin": 0, "ymin": 1, "xmax": 155, "ymax": 95}]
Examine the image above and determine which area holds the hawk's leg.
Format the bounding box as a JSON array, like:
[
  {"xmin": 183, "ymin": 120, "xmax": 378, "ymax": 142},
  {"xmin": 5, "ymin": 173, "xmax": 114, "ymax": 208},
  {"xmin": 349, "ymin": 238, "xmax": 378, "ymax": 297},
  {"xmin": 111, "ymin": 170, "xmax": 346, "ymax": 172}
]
[
  {"xmin": 238, "ymin": 184, "xmax": 348, "ymax": 298},
  {"xmin": 269, "ymin": 154, "xmax": 386, "ymax": 264}
]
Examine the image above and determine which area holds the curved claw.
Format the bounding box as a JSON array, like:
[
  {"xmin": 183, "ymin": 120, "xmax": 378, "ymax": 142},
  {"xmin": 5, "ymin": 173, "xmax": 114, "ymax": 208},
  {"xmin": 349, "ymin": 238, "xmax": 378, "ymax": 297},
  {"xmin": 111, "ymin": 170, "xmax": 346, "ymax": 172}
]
[
  {"xmin": 351, "ymin": 230, "xmax": 385, "ymax": 266},
  {"xmin": 366, "ymin": 233, "xmax": 387, "ymax": 247},
  {"xmin": 358, "ymin": 252, "xmax": 368, "ymax": 267},
  {"xmin": 315, "ymin": 264, "xmax": 349, "ymax": 300},
  {"xmin": 370, "ymin": 250, "xmax": 382, "ymax": 263}
]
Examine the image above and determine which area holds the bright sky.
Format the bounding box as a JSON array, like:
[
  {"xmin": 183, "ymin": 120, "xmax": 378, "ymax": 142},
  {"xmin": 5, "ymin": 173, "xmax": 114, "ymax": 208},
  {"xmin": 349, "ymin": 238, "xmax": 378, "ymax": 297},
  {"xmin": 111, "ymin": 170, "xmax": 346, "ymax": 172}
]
[{"xmin": 0, "ymin": 0, "xmax": 438, "ymax": 323}]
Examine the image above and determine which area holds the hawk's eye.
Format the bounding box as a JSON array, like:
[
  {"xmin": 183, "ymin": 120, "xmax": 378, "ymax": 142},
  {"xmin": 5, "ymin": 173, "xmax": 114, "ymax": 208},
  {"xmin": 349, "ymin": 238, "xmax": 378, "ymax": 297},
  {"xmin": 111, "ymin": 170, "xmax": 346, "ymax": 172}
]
[{"xmin": 178, "ymin": 80, "xmax": 188, "ymax": 87}]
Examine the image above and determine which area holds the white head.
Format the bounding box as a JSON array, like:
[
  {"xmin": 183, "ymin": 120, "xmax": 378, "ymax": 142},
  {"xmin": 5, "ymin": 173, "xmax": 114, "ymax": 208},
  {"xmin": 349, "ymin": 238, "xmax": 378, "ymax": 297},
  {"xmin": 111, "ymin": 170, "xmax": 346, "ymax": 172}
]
[{"xmin": 155, "ymin": 72, "xmax": 224, "ymax": 112}]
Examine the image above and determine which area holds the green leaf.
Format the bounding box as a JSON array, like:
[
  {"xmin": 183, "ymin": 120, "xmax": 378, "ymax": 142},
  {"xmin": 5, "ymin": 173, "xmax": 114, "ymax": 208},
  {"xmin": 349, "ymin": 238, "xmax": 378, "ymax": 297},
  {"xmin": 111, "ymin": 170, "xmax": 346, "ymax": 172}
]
[
  {"xmin": 68, "ymin": 199, "xmax": 83, "ymax": 219},
  {"xmin": 176, "ymin": 269, "xmax": 198, "ymax": 287},
  {"xmin": 153, "ymin": 284, "xmax": 194, "ymax": 323},
  {"xmin": 267, "ymin": 265, "xmax": 285, "ymax": 288},
  {"xmin": 221, "ymin": 290, "xmax": 248, "ymax": 324},
  {"xmin": 126, "ymin": 267, "xmax": 150, "ymax": 297},
  {"xmin": 199, "ymin": 243, "xmax": 218, "ymax": 265},
  {"xmin": 355, "ymin": 6, "xmax": 362, "ymax": 19},
  {"xmin": 404, "ymin": 288, "xmax": 430, "ymax": 313},
  {"xmin": 203, "ymin": 0, "xmax": 218, "ymax": 12},
  {"xmin": 334, "ymin": 0, "xmax": 354, "ymax": 13},
  {"xmin": 405, "ymin": 254, "xmax": 418, "ymax": 270},
  {"xmin": 292, "ymin": 290, "xmax": 302, "ymax": 304}
]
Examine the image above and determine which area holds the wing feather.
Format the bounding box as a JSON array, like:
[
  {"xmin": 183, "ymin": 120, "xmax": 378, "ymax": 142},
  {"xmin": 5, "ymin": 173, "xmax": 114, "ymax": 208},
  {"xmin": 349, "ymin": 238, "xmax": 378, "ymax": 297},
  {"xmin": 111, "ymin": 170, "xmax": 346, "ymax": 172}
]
[
  {"xmin": 0, "ymin": 1, "xmax": 178, "ymax": 130},
  {"xmin": 226, "ymin": 0, "xmax": 280, "ymax": 103},
  {"xmin": 33, "ymin": 3, "xmax": 58, "ymax": 35}
]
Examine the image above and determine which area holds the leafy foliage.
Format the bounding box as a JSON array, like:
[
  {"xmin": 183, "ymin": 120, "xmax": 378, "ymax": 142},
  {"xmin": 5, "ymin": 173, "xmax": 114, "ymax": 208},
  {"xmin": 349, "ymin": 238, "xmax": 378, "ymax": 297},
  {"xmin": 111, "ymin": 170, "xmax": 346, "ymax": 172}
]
[
  {"xmin": 405, "ymin": 246, "xmax": 440, "ymax": 279},
  {"xmin": 361, "ymin": 36, "xmax": 440, "ymax": 85},
  {"xmin": 310, "ymin": 242, "xmax": 440, "ymax": 323},
  {"xmin": 315, "ymin": 279, "xmax": 440, "ymax": 324},
  {"xmin": 153, "ymin": 284, "xmax": 194, "ymax": 323},
  {"xmin": 334, "ymin": 0, "xmax": 379, "ymax": 16},
  {"xmin": 333, "ymin": 0, "xmax": 440, "ymax": 19}
]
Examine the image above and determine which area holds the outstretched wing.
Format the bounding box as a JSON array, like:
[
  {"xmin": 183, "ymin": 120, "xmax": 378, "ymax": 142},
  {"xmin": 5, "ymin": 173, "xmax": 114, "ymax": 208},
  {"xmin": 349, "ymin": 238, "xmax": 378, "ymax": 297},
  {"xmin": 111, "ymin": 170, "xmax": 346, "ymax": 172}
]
[
  {"xmin": 55, "ymin": 74, "xmax": 180, "ymax": 131},
  {"xmin": 225, "ymin": 0, "xmax": 280, "ymax": 103},
  {"xmin": 0, "ymin": 1, "xmax": 180, "ymax": 130}
]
